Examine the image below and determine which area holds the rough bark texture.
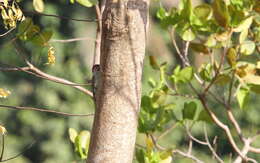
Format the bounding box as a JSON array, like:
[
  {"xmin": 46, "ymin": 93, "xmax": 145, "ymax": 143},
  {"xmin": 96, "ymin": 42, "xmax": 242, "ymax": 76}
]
[{"xmin": 87, "ymin": 0, "xmax": 149, "ymax": 162}]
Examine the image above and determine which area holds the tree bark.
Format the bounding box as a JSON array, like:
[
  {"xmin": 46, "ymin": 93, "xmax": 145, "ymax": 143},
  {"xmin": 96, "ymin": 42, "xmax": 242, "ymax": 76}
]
[{"xmin": 87, "ymin": 0, "xmax": 149, "ymax": 163}]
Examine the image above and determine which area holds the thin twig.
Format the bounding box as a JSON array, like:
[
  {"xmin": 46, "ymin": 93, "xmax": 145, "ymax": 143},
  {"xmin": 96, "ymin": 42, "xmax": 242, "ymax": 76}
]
[
  {"xmin": 204, "ymin": 48, "xmax": 227, "ymax": 93},
  {"xmin": 0, "ymin": 28, "xmax": 15, "ymax": 37},
  {"xmin": 204, "ymin": 125, "xmax": 224, "ymax": 163},
  {"xmin": 93, "ymin": 4, "xmax": 102, "ymax": 65},
  {"xmin": 0, "ymin": 140, "xmax": 36, "ymax": 162},
  {"xmin": 50, "ymin": 37, "xmax": 96, "ymax": 43},
  {"xmin": 23, "ymin": 11, "xmax": 98, "ymax": 22},
  {"xmin": 0, "ymin": 136, "xmax": 4, "ymax": 161},
  {"xmin": 12, "ymin": 45, "xmax": 93, "ymax": 96},
  {"xmin": 198, "ymin": 94, "xmax": 246, "ymax": 161},
  {"xmin": 0, "ymin": 104, "xmax": 94, "ymax": 117},
  {"xmin": 173, "ymin": 150, "xmax": 204, "ymax": 163},
  {"xmin": 157, "ymin": 123, "xmax": 178, "ymax": 140}
]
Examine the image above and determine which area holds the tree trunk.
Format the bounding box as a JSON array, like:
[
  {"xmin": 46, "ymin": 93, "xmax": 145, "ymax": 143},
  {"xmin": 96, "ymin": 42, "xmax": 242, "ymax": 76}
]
[{"xmin": 87, "ymin": 0, "xmax": 149, "ymax": 162}]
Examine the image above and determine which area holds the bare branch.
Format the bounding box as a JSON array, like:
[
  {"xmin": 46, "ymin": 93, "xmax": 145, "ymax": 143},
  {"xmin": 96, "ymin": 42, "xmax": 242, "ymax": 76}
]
[
  {"xmin": 0, "ymin": 104, "xmax": 94, "ymax": 117},
  {"xmin": 0, "ymin": 66, "xmax": 30, "ymax": 71},
  {"xmin": 204, "ymin": 125, "xmax": 224, "ymax": 163},
  {"xmin": 23, "ymin": 11, "xmax": 98, "ymax": 22},
  {"xmin": 157, "ymin": 123, "xmax": 178, "ymax": 140},
  {"xmin": 173, "ymin": 150, "xmax": 204, "ymax": 163},
  {"xmin": 50, "ymin": 37, "xmax": 96, "ymax": 43},
  {"xmin": 93, "ymin": 4, "xmax": 102, "ymax": 66},
  {"xmin": 0, "ymin": 28, "xmax": 15, "ymax": 37},
  {"xmin": 0, "ymin": 140, "xmax": 36, "ymax": 162},
  {"xmin": 198, "ymin": 94, "xmax": 246, "ymax": 161},
  {"xmin": 204, "ymin": 48, "xmax": 227, "ymax": 93}
]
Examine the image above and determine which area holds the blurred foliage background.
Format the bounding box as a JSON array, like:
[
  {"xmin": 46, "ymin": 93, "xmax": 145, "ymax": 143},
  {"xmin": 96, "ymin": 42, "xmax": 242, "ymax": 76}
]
[{"xmin": 0, "ymin": 0, "xmax": 259, "ymax": 162}]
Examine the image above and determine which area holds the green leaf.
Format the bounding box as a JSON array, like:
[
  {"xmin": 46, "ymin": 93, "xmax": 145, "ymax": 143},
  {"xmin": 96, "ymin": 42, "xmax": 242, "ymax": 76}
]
[
  {"xmin": 157, "ymin": 6, "xmax": 167, "ymax": 20},
  {"xmin": 240, "ymin": 41, "xmax": 256, "ymax": 55},
  {"xmin": 151, "ymin": 90, "xmax": 167, "ymax": 108},
  {"xmin": 226, "ymin": 48, "xmax": 237, "ymax": 67},
  {"xmin": 74, "ymin": 130, "xmax": 90, "ymax": 159},
  {"xmin": 181, "ymin": 28, "xmax": 196, "ymax": 41},
  {"xmin": 199, "ymin": 64, "xmax": 213, "ymax": 82},
  {"xmin": 198, "ymin": 110, "xmax": 213, "ymax": 123},
  {"xmin": 182, "ymin": 101, "xmax": 197, "ymax": 120},
  {"xmin": 212, "ymin": 0, "xmax": 230, "ymax": 28},
  {"xmin": 175, "ymin": 22, "xmax": 196, "ymax": 41},
  {"xmin": 173, "ymin": 66, "xmax": 194, "ymax": 83},
  {"xmin": 214, "ymin": 74, "xmax": 231, "ymax": 85},
  {"xmin": 249, "ymin": 84, "xmax": 260, "ymax": 94},
  {"xmin": 148, "ymin": 78, "xmax": 157, "ymax": 88},
  {"xmin": 204, "ymin": 34, "xmax": 217, "ymax": 47},
  {"xmin": 190, "ymin": 43, "xmax": 210, "ymax": 54},
  {"xmin": 68, "ymin": 128, "xmax": 78, "ymax": 143},
  {"xmin": 31, "ymin": 30, "xmax": 53, "ymax": 46},
  {"xmin": 194, "ymin": 4, "xmax": 212, "ymax": 20},
  {"xmin": 233, "ymin": 16, "xmax": 253, "ymax": 32},
  {"xmin": 75, "ymin": 0, "xmax": 97, "ymax": 7},
  {"xmin": 239, "ymin": 29, "xmax": 248, "ymax": 44},
  {"xmin": 136, "ymin": 149, "xmax": 145, "ymax": 163},
  {"xmin": 17, "ymin": 18, "xmax": 33, "ymax": 36},
  {"xmin": 159, "ymin": 149, "xmax": 172, "ymax": 163},
  {"xmin": 236, "ymin": 87, "xmax": 250, "ymax": 109},
  {"xmin": 33, "ymin": 0, "xmax": 44, "ymax": 13}
]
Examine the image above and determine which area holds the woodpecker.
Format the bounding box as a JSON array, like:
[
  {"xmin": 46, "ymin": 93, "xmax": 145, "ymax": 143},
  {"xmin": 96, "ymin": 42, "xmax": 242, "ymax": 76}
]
[{"xmin": 92, "ymin": 64, "xmax": 101, "ymax": 102}]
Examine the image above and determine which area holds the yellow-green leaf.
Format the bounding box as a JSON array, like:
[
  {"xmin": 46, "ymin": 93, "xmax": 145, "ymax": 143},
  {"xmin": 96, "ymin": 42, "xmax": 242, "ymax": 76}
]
[
  {"xmin": 0, "ymin": 88, "xmax": 11, "ymax": 98},
  {"xmin": 194, "ymin": 4, "xmax": 212, "ymax": 20},
  {"xmin": 239, "ymin": 29, "xmax": 248, "ymax": 44},
  {"xmin": 190, "ymin": 43, "xmax": 210, "ymax": 54},
  {"xmin": 236, "ymin": 87, "xmax": 249, "ymax": 109},
  {"xmin": 68, "ymin": 128, "xmax": 78, "ymax": 143},
  {"xmin": 240, "ymin": 41, "xmax": 255, "ymax": 55},
  {"xmin": 226, "ymin": 48, "xmax": 237, "ymax": 67},
  {"xmin": 0, "ymin": 125, "xmax": 7, "ymax": 135},
  {"xmin": 33, "ymin": 0, "xmax": 44, "ymax": 13},
  {"xmin": 233, "ymin": 16, "xmax": 253, "ymax": 32}
]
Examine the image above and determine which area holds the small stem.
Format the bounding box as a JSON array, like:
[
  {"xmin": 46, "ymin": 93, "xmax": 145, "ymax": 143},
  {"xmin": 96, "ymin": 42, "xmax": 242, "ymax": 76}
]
[{"xmin": 0, "ymin": 136, "xmax": 4, "ymax": 161}]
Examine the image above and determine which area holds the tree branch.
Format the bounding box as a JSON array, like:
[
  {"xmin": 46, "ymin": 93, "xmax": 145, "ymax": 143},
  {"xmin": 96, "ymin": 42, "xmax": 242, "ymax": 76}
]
[
  {"xmin": 23, "ymin": 11, "xmax": 98, "ymax": 22},
  {"xmin": 0, "ymin": 104, "xmax": 94, "ymax": 117},
  {"xmin": 50, "ymin": 37, "xmax": 96, "ymax": 43}
]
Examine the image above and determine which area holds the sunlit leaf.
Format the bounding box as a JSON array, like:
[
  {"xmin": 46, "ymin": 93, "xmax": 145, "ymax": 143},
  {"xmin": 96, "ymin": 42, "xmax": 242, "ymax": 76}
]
[
  {"xmin": 240, "ymin": 41, "xmax": 255, "ymax": 55},
  {"xmin": 33, "ymin": 0, "xmax": 44, "ymax": 13},
  {"xmin": 233, "ymin": 16, "xmax": 253, "ymax": 32},
  {"xmin": 75, "ymin": 0, "xmax": 97, "ymax": 7},
  {"xmin": 194, "ymin": 4, "xmax": 212, "ymax": 20},
  {"xmin": 204, "ymin": 34, "xmax": 217, "ymax": 47},
  {"xmin": 239, "ymin": 29, "xmax": 248, "ymax": 44},
  {"xmin": 146, "ymin": 136, "xmax": 154, "ymax": 152},
  {"xmin": 236, "ymin": 87, "xmax": 249, "ymax": 109},
  {"xmin": 46, "ymin": 46, "xmax": 56, "ymax": 65},
  {"xmin": 0, "ymin": 88, "xmax": 11, "ymax": 98},
  {"xmin": 0, "ymin": 125, "xmax": 7, "ymax": 135},
  {"xmin": 173, "ymin": 66, "xmax": 194, "ymax": 83},
  {"xmin": 157, "ymin": 6, "xmax": 167, "ymax": 20},
  {"xmin": 199, "ymin": 63, "xmax": 213, "ymax": 82},
  {"xmin": 68, "ymin": 128, "xmax": 78, "ymax": 143}
]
